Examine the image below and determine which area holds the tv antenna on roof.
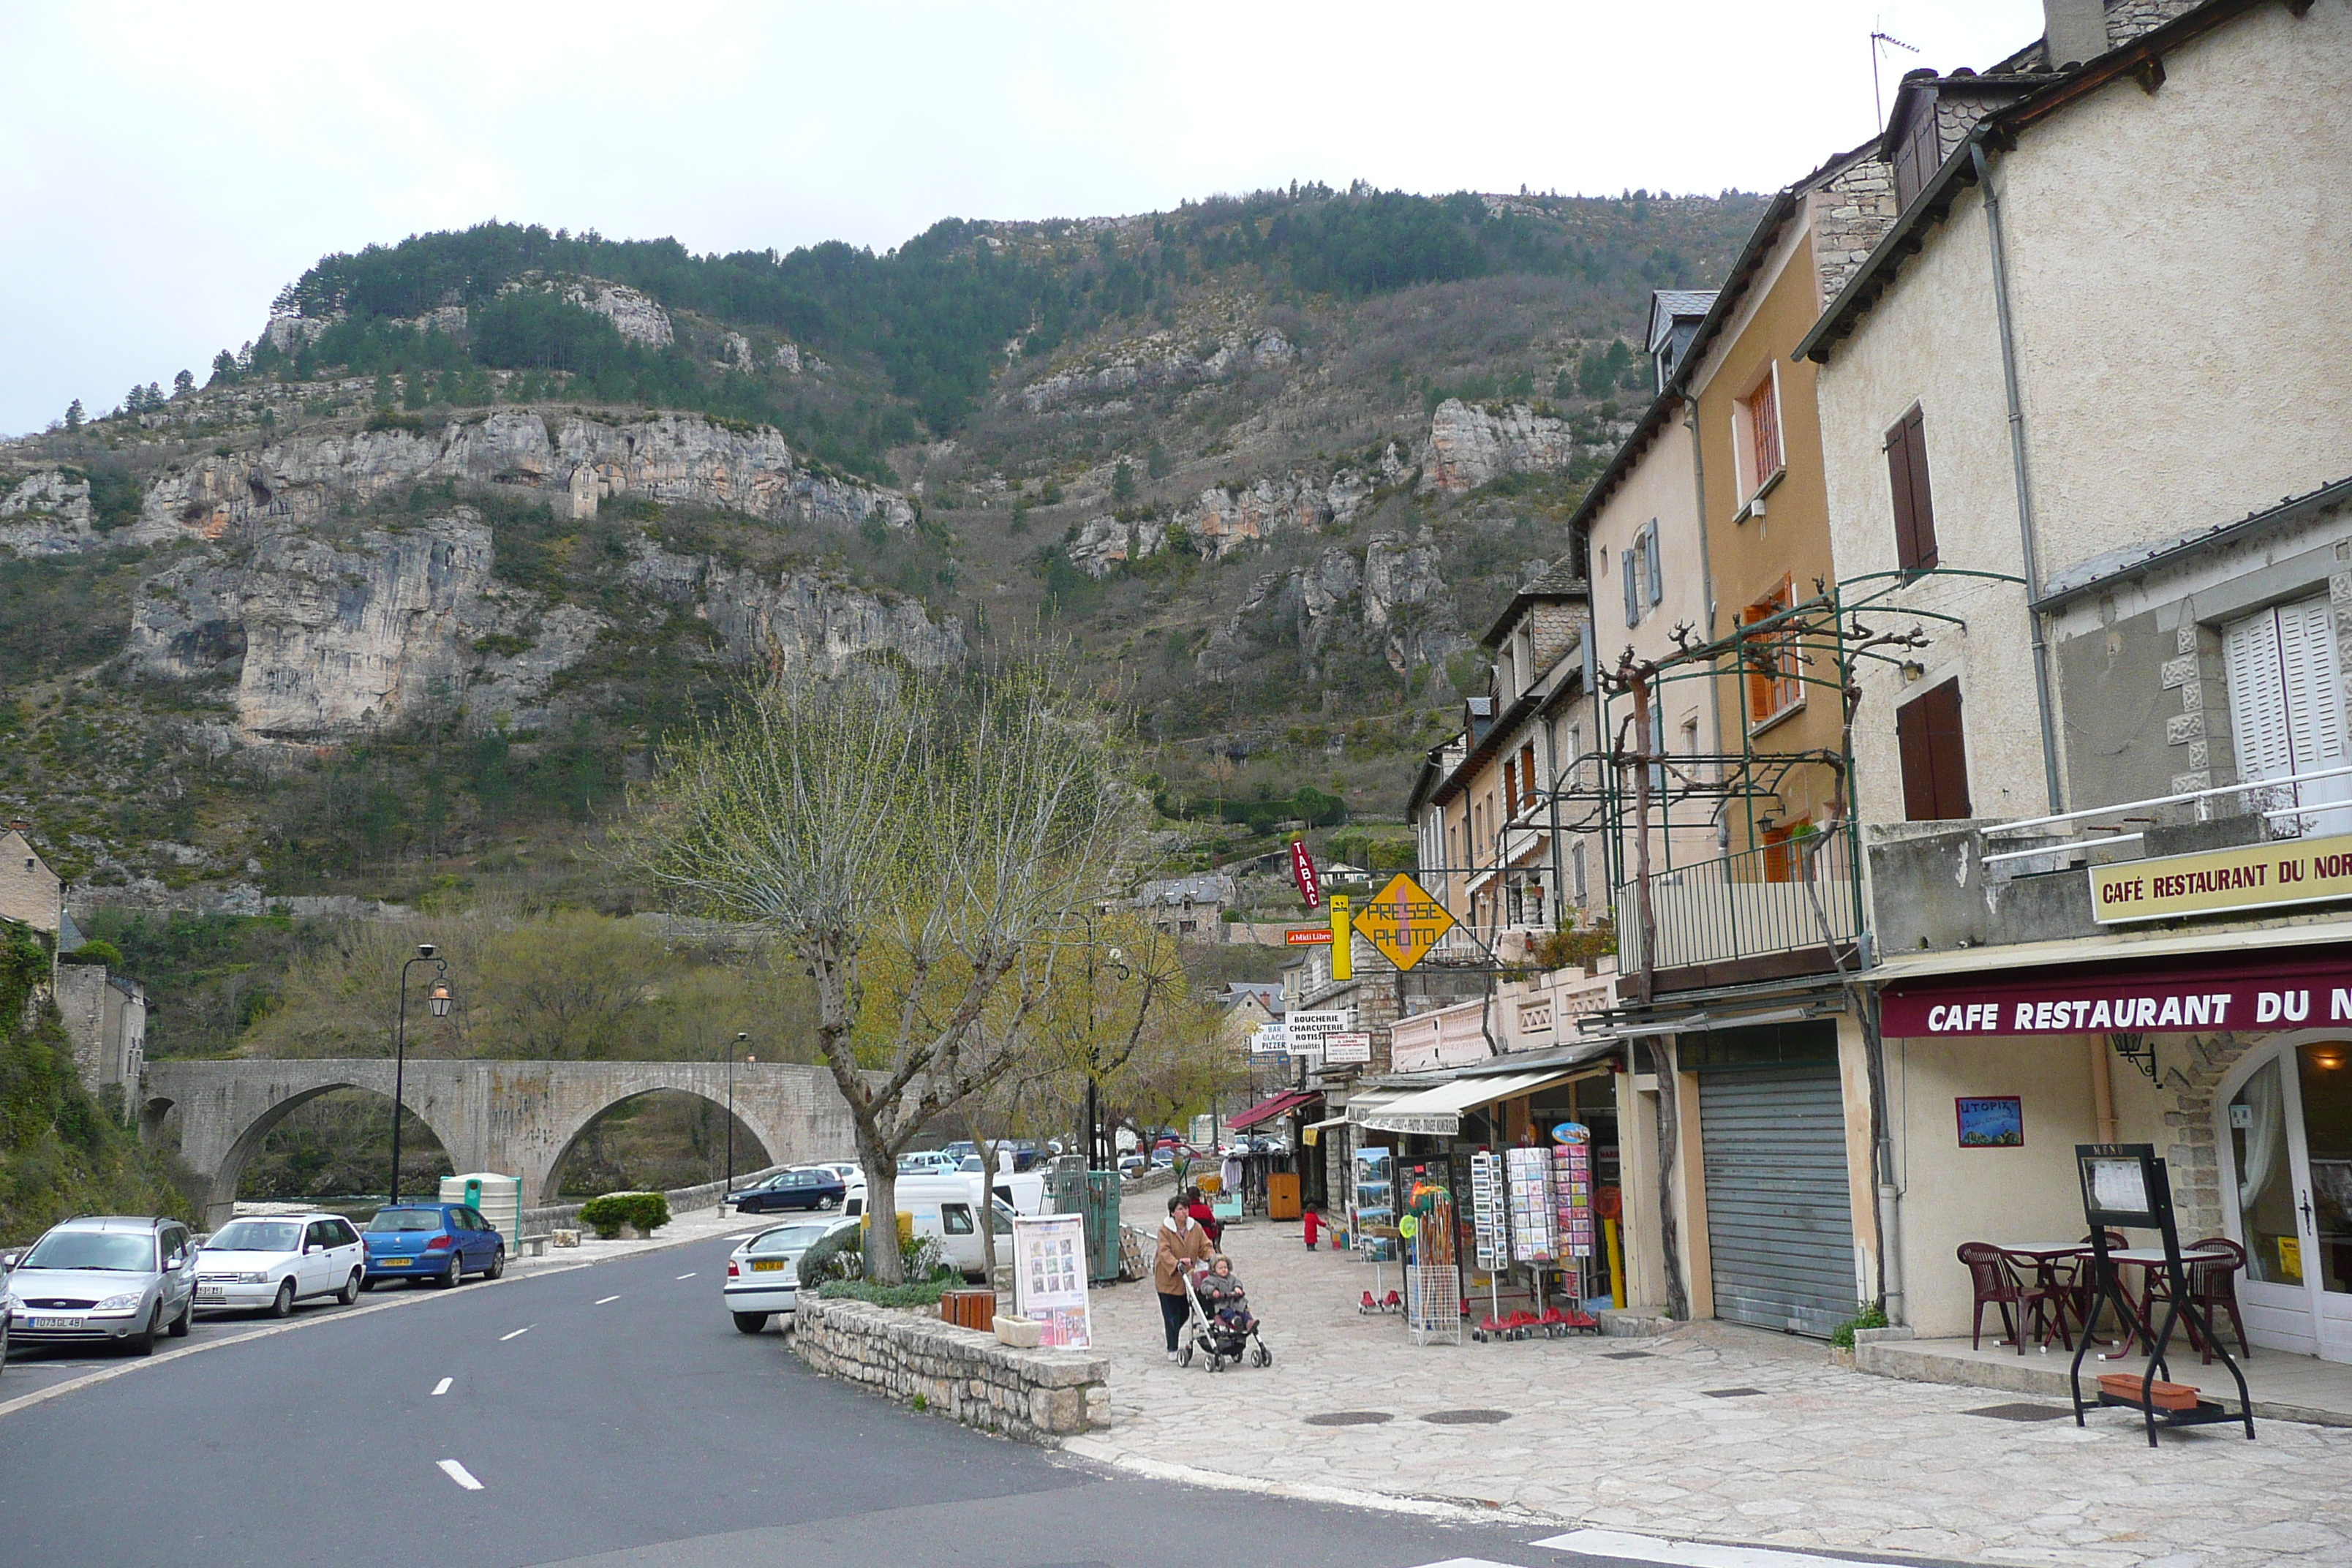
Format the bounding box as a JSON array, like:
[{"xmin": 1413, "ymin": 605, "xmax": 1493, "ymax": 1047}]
[{"xmin": 1871, "ymin": 26, "xmax": 1921, "ymax": 129}]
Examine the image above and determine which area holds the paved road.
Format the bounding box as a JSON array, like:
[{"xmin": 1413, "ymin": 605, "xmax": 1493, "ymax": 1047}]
[{"xmin": 0, "ymin": 1233, "xmax": 1910, "ymax": 1568}]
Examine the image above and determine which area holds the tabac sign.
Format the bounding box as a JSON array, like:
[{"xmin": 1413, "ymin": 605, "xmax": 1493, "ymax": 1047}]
[
  {"xmin": 1349, "ymin": 873, "xmax": 1458, "ymax": 972},
  {"xmin": 2091, "ymin": 831, "xmax": 2352, "ymax": 924}
]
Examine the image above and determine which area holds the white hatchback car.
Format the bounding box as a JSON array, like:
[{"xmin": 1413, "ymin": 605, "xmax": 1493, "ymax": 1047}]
[
  {"xmin": 195, "ymin": 1213, "xmax": 366, "ymax": 1316},
  {"xmin": 723, "ymin": 1216, "xmax": 855, "ymax": 1334}
]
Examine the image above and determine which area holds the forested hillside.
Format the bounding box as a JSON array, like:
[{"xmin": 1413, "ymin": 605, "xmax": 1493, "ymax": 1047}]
[{"xmin": 0, "ymin": 183, "xmax": 1763, "ymax": 1082}]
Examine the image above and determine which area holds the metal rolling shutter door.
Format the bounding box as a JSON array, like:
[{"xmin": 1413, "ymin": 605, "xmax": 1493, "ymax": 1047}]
[{"xmin": 1699, "ymin": 1064, "xmax": 1855, "ymax": 1338}]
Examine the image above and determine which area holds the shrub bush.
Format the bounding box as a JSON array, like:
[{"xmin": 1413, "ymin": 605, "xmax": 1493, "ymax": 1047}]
[
  {"xmin": 1829, "ymin": 1304, "xmax": 1889, "ymax": 1350},
  {"xmin": 815, "ymin": 1278, "xmax": 951, "ymax": 1308},
  {"xmin": 576, "ymin": 1191, "xmax": 671, "ymax": 1240},
  {"xmin": 59, "ymin": 939, "xmax": 124, "ymax": 967}
]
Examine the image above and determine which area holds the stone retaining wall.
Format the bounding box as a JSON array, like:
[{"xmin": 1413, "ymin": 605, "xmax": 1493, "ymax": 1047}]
[{"xmin": 791, "ymin": 1297, "xmax": 1109, "ymax": 1441}]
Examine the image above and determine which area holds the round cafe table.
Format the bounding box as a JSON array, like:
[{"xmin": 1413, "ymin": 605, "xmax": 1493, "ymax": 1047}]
[
  {"xmin": 1998, "ymin": 1243, "xmax": 2090, "ymax": 1349},
  {"xmin": 2092, "ymin": 1245, "xmax": 2236, "ymax": 1359}
]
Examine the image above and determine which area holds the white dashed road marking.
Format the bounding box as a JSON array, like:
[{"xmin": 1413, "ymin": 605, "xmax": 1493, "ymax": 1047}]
[
  {"xmin": 676, "ymin": 1273, "xmax": 696, "ymax": 1280},
  {"xmin": 500, "ymin": 1326, "xmax": 532, "ymax": 1342},
  {"xmin": 1532, "ymin": 1531, "xmax": 1882, "ymax": 1568},
  {"xmin": 431, "ymin": 1377, "xmax": 451, "ymax": 1396},
  {"xmin": 595, "ymin": 1295, "xmax": 619, "ymax": 1305},
  {"xmin": 437, "ymin": 1458, "xmax": 485, "ymax": 1491}
]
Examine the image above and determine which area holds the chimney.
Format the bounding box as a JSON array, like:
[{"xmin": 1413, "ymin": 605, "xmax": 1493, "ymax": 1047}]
[{"xmin": 2043, "ymin": 0, "xmax": 2109, "ymax": 69}]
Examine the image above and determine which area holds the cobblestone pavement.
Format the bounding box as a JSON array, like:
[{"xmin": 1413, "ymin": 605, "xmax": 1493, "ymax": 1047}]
[{"xmin": 1072, "ymin": 1199, "xmax": 2352, "ymax": 1568}]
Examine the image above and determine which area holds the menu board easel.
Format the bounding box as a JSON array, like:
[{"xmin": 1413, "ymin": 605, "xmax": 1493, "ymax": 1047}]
[{"xmin": 2065, "ymin": 1143, "xmax": 2253, "ymax": 1446}]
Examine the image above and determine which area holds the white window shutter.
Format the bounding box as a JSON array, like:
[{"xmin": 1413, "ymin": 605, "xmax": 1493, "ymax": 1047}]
[
  {"xmin": 2277, "ymin": 598, "xmax": 2345, "ymax": 772},
  {"xmin": 2226, "ymin": 609, "xmax": 2293, "ymax": 783}
]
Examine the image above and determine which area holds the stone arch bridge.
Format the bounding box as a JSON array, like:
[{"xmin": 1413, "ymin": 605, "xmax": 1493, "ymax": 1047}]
[{"xmin": 143, "ymin": 1058, "xmax": 862, "ymax": 1229}]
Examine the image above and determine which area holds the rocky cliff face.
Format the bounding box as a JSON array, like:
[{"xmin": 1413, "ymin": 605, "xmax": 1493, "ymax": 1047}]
[
  {"xmin": 1063, "ymin": 445, "xmax": 1410, "ymax": 580},
  {"xmin": 1422, "ymin": 398, "xmax": 1587, "ymax": 493},
  {"xmin": 121, "ymin": 408, "xmax": 911, "ymax": 552},
  {"xmin": 1196, "ymin": 527, "xmax": 1461, "ymax": 682},
  {"xmin": 0, "ymin": 470, "xmax": 99, "ymax": 554},
  {"xmin": 124, "ymin": 504, "xmax": 960, "ymax": 743},
  {"xmin": 1016, "ymin": 326, "xmax": 1296, "ymax": 415}
]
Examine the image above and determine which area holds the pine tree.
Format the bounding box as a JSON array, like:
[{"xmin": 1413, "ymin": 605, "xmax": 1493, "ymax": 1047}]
[
  {"xmin": 1112, "ymin": 457, "xmax": 1137, "ymax": 506},
  {"xmin": 173, "ymin": 369, "xmax": 194, "ymax": 396},
  {"xmin": 64, "ymin": 399, "xmax": 83, "ymax": 431},
  {"xmin": 210, "ymin": 351, "xmax": 238, "ymax": 385},
  {"xmin": 146, "ymin": 382, "xmax": 163, "ymax": 407}
]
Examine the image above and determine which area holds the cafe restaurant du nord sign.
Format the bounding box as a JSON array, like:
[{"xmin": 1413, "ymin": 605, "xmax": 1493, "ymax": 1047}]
[
  {"xmin": 1882, "ymin": 951, "xmax": 2352, "ymax": 1037},
  {"xmin": 2090, "ymin": 830, "xmax": 2352, "ymax": 924}
]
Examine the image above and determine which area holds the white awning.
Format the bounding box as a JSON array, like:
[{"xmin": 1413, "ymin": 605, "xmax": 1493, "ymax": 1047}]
[
  {"xmin": 1360, "ymin": 1066, "xmax": 1599, "ymax": 1137},
  {"xmin": 1343, "ymin": 1085, "xmax": 1417, "ymax": 1126}
]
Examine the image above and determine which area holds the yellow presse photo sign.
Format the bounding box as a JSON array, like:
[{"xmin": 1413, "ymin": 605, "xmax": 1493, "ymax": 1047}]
[{"xmin": 2091, "ymin": 831, "xmax": 2352, "ymax": 924}]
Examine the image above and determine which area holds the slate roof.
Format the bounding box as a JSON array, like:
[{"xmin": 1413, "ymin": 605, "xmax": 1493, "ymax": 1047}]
[{"xmin": 2037, "ymin": 475, "xmax": 2352, "ymax": 608}]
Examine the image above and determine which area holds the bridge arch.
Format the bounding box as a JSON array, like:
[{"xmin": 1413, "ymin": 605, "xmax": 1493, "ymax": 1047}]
[
  {"xmin": 536, "ymin": 1087, "xmax": 777, "ymax": 1205},
  {"xmin": 214, "ymin": 1080, "xmax": 468, "ymax": 1216}
]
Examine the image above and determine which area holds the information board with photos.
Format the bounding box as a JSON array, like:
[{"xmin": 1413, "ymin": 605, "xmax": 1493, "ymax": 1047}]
[{"xmin": 1010, "ymin": 1213, "xmax": 1093, "ymax": 1349}]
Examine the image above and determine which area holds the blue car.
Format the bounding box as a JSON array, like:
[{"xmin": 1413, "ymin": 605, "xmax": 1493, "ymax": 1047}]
[
  {"xmin": 361, "ymin": 1203, "xmax": 505, "ymax": 1290},
  {"xmin": 726, "ymin": 1169, "xmax": 847, "ymax": 1215}
]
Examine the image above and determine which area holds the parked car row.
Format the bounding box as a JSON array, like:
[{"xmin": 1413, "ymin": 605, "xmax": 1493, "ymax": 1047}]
[{"xmin": 1, "ymin": 1202, "xmax": 513, "ymax": 1369}]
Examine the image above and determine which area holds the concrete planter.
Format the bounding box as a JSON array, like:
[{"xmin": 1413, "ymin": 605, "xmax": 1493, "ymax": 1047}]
[{"xmin": 994, "ymin": 1315, "xmax": 1043, "ymax": 1348}]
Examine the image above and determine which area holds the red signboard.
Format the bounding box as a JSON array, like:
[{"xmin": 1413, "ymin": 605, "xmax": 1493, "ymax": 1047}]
[
  {"xmin": 1285, "ymin": 927, "xmax": 1333, "ymax": 946},
  {"xmin": 1290, "ymin": 840, "xmax": 1322, "ymax": 910},
  {"xmin": 1881, "ymin": 949, "xmax": 2352, "ymax": 1037}
]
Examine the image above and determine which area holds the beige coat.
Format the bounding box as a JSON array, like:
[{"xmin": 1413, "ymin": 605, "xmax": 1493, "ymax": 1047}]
[{"xmin": 1153, "ymin": 1213, "xmax": 1210, "ymax": 1294}]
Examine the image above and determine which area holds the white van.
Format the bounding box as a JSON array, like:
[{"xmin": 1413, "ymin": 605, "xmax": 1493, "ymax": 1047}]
[{"xmin": 840, "ymin": 1173, "xmax": 1016, "ymax": 1278}]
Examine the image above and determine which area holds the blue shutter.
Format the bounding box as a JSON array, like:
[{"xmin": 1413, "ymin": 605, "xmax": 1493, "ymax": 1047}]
[
  {"xmin": 1644, "ymin": 522, "xmax": 1664, "ymax": 607},
  {"xmin": 1623, "ymin": 544, "xmax": 1640, "ymax": 627}
]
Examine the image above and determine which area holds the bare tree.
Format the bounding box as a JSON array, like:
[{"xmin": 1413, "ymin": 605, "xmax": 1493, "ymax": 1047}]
[{"xmin": 632, "ymin": 651, "xmax": 1141, "ymax": 1282}]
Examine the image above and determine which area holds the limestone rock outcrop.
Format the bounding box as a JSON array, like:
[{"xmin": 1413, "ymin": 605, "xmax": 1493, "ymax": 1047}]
[
  {"xmin": 1422, "ymin": 398, "xmax": 1580, "ymax": 493},
  {"xmin": 1195, "ymin": 529, "xmax": 1461, "ymax": 680},
  {"xmin": 1017, "ymin": 327, "xmax": 1295, "ymax": 414},
  {"xmin": 622, "ymin": 546, "xmax": 964, "ymax": 675},
  {"xmin": 124, "ymin": 503, "xmax": 961, "ymax": 743},
  {"xmin": 0, "ymin": 470, "xmax": 99, "ymax": 554},
  {"xmin": 132, "ymin": 409, "xmax": 911, "ymax": 548}
]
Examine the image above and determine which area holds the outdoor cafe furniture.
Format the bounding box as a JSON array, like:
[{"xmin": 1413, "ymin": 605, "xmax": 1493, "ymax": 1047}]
[
  {"xmin": 2087, "ymin": 1242, "xmax": 2239, "ymax": 1359},
  {"xmin": 1989, "ymin": 1242, "xmax": 2094, "ymax": 1350},
  {"xmin": 1960, "ymin": 1242, "xmax": 2063, "ymax": 1353},
  {"xmin": 2141, "ymin": 1235, "xmax": 2253, "ymax": 1364}
]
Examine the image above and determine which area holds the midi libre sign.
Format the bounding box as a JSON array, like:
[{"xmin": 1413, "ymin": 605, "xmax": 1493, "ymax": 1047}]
[{"xmin": 2091, "ymin": 831, "xmax": 2352, "ymax": 924}]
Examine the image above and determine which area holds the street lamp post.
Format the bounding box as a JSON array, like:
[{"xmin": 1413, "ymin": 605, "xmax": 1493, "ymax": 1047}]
[
  {"xmin": 725, "ymin": 1032, "xmax": 750, "ymax": 1196},
  {"xmin": 389, "ymin": 943, "xmax": 453, "ymax": 1205}
]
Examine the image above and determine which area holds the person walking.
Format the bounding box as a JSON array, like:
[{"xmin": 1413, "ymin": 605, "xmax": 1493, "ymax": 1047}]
[{"xmin": 1153, "ymin": 1192, "xmax": 1211, "ymax": 1362}]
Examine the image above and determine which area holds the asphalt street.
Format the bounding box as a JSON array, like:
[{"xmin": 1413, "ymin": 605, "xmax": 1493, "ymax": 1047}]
[{"xmin": 0, "ymin": 1232, "xmax": 1909, "ymax": 1568}]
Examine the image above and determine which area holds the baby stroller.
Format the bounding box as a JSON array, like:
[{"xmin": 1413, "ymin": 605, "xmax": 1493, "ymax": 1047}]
[{"xmin": 1180, "ymin": 1262, "xmax": 1272, "ymax": 1372}]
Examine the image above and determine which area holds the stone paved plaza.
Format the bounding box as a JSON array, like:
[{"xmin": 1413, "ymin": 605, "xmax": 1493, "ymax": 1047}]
[{"xmin": 1068, "ymin": 1198, "xmax": 2352, "ymax": 1567}]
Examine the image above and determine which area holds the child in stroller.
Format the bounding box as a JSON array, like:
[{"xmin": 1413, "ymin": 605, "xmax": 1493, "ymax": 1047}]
[{"xmin": 1183, "ymin": 1254, "xmax": 1271, "ymax": 1371}]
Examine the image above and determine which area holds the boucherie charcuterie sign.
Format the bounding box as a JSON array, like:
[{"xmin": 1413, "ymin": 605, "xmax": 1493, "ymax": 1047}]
[
  {"xmin": 2091, "ymin": 831, "xmax": 2352, "ymax": 924},
  {"xmin": 1881, "ymin": 950, "xmax": 2352, "ymax": 1036}
]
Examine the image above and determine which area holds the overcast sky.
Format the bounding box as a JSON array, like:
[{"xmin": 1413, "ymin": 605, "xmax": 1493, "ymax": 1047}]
[{"xmin": 1, "ymin": 1, "xmax": 2049, "ymax": 437}]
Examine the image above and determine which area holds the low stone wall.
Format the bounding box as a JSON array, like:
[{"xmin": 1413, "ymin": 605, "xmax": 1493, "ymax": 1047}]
[{"xmin": 791, "ymin": 1297, "xmax": 1109, "ymax": 1441}]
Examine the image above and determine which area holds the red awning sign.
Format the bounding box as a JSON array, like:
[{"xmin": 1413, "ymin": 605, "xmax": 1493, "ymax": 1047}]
[
  {"xmin": 1881, "ymin": 949, "xmax": 2352, "ymax": 1036},
  {"xmin": 1227, "ymin": 1090, "xmax": 1319, "ymax": 1131},
  {"xmin": 1285, "ymin": 927, "xmax": 1333, "ymax": 946}
]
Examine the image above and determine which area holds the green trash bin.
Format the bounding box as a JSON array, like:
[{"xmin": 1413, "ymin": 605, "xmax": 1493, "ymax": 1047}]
[{"xmin": 1048, "ymin": 1166, "xmax": 1124, "ymax": 1284}]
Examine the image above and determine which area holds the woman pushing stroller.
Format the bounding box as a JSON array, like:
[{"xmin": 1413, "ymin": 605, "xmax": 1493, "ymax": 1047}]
[{"xmin": 1182, "ymin": 1251, "xmax": 1271, "ymax": 1370}]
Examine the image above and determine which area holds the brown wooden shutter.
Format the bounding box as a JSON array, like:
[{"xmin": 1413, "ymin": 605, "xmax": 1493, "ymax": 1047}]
[
  {"xmin": 1887, "ymin": 406, "xmax": 1938, "ymax": 571},
  {"xmin": 1896, "ymin": 679, "xmax": 1971, "ymax": 821}
]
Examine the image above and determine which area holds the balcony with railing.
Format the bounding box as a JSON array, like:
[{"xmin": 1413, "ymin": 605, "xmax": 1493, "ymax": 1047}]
[
  {"xmin": 1867, "ymin": 766, "xmax": 2352, "ymax": 957},
  {"xmin": 1615, "ymin": 819, "xmax": 1864, "ymax": 988}
]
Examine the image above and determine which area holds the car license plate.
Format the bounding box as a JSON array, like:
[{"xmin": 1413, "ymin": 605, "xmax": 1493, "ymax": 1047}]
[
  {"xmin": 29, "ymin": 1316, "xmax": 85, "ymax": 1330},
  {"xmin": 197, "ymin": 1288, "xmax": 226, "ymax": 1302},
  {"xmin": 750, "ymin": 1259, "xmax": 785, "ymax": 1272},
  {"xmin": 377, "ymin": 1256, "xmax": 410, "ymax": 1267}
]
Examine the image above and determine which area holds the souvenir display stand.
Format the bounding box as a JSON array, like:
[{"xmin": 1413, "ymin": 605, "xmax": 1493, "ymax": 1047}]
[
  {"xmin": 1352, "ymin": 1144, "xmax": 1401, "ymax": 1316},
  {"xmin": 1401, "ymin": 1167, "xmax": 1460, "ymax": 1346},
  {"xmin": 1468, "ymin": 1150, "xmax": 1509, "ymax": 1327},
  {"xmin": 2066, "ymin": 1142, "xmax": 2254, "ymax": 1447}
]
